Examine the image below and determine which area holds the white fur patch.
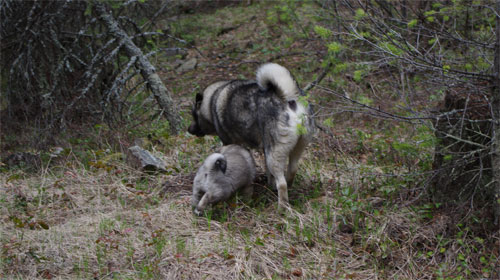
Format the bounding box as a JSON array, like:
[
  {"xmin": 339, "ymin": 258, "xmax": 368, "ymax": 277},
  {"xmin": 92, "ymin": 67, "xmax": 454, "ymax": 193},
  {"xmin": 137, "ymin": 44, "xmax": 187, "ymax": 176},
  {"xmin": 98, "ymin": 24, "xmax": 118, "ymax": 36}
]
[
  {"xmin": 256, "ymin": 63, "xmax": 298, "ymax": 100},
  {"xmin": 201, "ymin": 81, "xmax": 229, "ymax": 122},
  {"xmin": 215, "ymin": 83, "xmax": 233, "ymax": 123}
]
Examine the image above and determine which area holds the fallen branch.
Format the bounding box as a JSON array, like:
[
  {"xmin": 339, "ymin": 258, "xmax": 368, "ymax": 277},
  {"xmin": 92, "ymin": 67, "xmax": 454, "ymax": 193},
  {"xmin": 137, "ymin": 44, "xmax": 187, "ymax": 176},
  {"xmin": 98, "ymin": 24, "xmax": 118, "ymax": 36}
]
[{"xmin": 95, "ymin": 2, "xmax": 181, "ymax": 134}]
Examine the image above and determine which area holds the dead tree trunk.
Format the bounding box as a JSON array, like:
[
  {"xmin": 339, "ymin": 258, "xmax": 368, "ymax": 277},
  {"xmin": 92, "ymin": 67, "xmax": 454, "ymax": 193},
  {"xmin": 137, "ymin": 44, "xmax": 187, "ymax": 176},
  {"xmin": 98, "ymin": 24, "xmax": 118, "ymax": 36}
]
[
  {"xmin": 95, "ymin": 2, "xmax": 181, "ymax": 135},
  {"xmin": 493, "ymin": 0, "xmax": 500, "ymax": 225}
]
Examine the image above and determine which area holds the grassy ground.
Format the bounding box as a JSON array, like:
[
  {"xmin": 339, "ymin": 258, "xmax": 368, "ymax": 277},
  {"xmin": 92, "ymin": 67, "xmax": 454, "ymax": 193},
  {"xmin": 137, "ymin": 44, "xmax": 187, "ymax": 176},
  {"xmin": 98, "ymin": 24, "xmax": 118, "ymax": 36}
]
[{"xmin": 1, "ymin": 2, "xmax": 498, "ymax": 279}]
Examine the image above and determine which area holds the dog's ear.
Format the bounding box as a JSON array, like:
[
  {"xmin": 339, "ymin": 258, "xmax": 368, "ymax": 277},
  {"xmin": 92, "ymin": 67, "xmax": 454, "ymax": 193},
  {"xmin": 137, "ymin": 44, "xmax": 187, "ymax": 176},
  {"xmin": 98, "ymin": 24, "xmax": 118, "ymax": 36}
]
[
  {"xmin": 214, "ymin": 158, "xmax": 227, "ymax": 173},
  {"xmin": 195, "ymin": 93, "xmax": 203, "ymax": 109}
]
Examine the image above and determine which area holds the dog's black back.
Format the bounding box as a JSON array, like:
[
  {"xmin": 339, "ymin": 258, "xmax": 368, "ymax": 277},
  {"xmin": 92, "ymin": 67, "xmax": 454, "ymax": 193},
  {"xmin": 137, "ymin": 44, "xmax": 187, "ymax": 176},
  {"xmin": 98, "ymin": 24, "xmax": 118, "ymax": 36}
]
[{"xmin": 209, "ymin": 80, "xmax": 287, "ymax": 151}]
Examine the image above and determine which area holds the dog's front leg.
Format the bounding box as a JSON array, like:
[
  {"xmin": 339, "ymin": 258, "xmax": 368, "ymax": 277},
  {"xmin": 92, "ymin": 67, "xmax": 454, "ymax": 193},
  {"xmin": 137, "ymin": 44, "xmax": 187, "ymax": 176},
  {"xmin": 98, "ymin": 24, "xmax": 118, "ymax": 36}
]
[
  {"xmin": 287, "ymin": 138, "xmax": 308, "ymax": 186},
  {"xmin": 276, "ymin": 176, "xmax": 288, "ymax": 209},
  {"xmin": 194, "ymin": 192, "xmax": 211, "ymax": 216},
  {"xmin": 192, "ymin": 188, "xmax": 204, "ymax": 210},
  {"xmin": 266, "ymin": 167, "xmax": 274, "ymax": 187}
]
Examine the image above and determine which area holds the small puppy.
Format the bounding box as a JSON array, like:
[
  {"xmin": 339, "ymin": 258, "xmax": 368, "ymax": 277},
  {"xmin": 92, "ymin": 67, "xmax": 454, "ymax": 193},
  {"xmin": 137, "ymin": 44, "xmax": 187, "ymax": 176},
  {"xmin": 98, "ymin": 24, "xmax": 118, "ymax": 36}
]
[{"xmin": 192, "ymin": 145, "xmax": 256, "ymax": 215}]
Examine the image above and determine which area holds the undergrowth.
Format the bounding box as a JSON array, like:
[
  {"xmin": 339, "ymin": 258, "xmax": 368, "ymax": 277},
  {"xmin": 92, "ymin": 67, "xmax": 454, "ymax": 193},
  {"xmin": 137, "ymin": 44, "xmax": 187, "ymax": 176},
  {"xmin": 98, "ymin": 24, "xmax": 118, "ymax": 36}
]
[{"xmin": 1, "ymin": 1, "xmax": 498, "ymax": 279}]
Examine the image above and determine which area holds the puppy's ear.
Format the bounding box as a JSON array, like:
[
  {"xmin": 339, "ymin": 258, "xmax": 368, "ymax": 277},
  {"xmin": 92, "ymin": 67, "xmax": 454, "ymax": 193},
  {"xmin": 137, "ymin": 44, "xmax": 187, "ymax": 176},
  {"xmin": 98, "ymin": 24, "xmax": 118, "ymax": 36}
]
[{"xmin": 214, "ymin": 158, "xmax": 227, "ymax": 173}]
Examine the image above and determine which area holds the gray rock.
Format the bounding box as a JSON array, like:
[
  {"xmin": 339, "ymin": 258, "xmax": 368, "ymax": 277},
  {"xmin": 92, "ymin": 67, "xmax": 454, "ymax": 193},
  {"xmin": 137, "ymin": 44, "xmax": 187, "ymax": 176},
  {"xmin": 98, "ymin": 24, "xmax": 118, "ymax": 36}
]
[
  {"xmin": 176, "ymin": 58, "xmax": 197, "ymax": 74},
  {"xmin": 164, "ymin": 47, "xmax": 187, "ymax": 57},
  {"xmin": 127, "ymin": 146, "xmax": 166, "ymax": 173}
]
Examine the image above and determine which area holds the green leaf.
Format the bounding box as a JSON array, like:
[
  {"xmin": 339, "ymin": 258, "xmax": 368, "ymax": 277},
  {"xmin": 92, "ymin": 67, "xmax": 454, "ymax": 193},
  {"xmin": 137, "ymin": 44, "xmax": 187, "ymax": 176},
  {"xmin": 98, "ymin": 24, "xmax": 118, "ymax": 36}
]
[
  {"xmin": 355, "ymin": 8, "xmax": 366, "ymax": 20},
  {"xmin": 458, "ymin": 253, "xmax": 465, "ymax": 261},
  {"xmin": 426, "ymin": 16, "xmax": 435, "ymax": 23},
  {"xmin": 327, "ymin": 42, "xmax": 343, "ymax": 54},
  {"xmin": 314, "ymin": 25, "xmax": 331, "ymax": 39},
  {"xmin": 360, "ymin": 31, "xmax": 371, "ymax": 38},
  {"xmin": 357, "ymin": 96, "xmax": 373, "ymax": 106},
  {"xmin": 333, "ymin": 63, "xmax": 347, "ymax": 74},
  {"xmin": 323, "ymin": 118, "xmax": 334, "ymax": 128},
  {"xmin": 298, "ymin": 94, "xmax": 309, "ymax": 107},
  {"xmin": 407, "ymin": 19, "xmax": 418, "ymax": 28},
  {"xmin": 353, "ymin": 70, "xmax": 363, "ymax": 82},
  {"xmin": 443, "ymin": 65, "xmax": 450, "ymax": 74},
  {"xmin": 379, "ymin": 42, "xmax": 403, "ymax": 56},
  {"xmin": 84, "ymin": 3, "xmax": 92, "ymax": 16},
  {"xmin": 296, "ymin": 123, "xmax": 307, "ymax": 135},
  {"xmin": 424, "ymin": 10, "xmax": 437, "ymax": 17},
  {"xmin": 255, "ymin": 237, "xmax": 264, "ymax": 246}
]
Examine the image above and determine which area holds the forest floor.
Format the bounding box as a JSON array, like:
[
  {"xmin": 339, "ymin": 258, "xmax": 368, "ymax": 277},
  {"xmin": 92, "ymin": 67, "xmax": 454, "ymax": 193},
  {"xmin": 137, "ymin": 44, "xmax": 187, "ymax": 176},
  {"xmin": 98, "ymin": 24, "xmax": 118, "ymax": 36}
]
[{"xmin": 1, "ymin": 2, "xmax": 498, "ymax": 279}]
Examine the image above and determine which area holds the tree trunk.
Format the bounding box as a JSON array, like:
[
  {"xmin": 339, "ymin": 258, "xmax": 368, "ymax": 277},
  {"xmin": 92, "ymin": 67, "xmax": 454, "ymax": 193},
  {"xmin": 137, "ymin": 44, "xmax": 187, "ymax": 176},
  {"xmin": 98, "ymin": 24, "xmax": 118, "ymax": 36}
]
[
  {"xmin": 493, "ymin": 1, "xmax": 500, "ymax": 225},
  {"xmin": 94, "ymin": 2, "xmax": 181, "ymax": 135}
]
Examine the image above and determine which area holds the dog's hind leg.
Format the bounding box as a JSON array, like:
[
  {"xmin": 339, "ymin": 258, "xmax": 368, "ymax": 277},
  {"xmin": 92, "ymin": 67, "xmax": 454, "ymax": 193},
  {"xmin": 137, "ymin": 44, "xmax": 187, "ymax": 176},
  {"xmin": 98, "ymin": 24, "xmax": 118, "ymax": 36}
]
[
  {"xmin": 266, "ymin": 150, "xmax": 289, "ymax": 209},
  {"xmin": 287, "ymin": 137, "xmax": 308, "ymax": 186}
]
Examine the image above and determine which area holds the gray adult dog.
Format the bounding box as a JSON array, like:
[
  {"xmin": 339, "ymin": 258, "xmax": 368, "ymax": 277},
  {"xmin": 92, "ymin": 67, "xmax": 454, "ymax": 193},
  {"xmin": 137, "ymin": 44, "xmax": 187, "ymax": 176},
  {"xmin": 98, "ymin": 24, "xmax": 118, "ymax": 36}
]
[
  {"xmin": 188, "ymin": 63, "xmax": 314, "ymax": 209},
  {"xmin": 192, "ymin": 144, "xmax": 256, "ymax": 215}
]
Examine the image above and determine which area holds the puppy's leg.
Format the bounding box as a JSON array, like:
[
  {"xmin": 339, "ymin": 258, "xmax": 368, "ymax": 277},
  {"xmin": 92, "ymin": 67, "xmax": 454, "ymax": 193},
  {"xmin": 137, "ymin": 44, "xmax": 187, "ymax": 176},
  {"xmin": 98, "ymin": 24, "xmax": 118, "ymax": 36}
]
[
  {"xmin": 192, "ymin": 188, "xmax": 204, "ymax": 209},
  {"xmin": 195, "ymin": 193, "xmax": 211, "ymax": 216},
  {"xmin": 266, "ymin": 150, "xmax": 288, "ymax": 209},
  {"xmin": 287, "ymin": 137, "xmax": 308, "ymax": 186},
  {"xmin": 240, "ymin": 184, "xmax": 254, "ymax": 202}
]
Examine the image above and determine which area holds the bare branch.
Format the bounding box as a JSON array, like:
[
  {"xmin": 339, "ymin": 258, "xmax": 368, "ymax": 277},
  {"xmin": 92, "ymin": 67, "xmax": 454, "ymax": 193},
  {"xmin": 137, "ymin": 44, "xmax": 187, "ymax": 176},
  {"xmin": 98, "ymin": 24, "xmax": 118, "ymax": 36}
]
[{"xmin": 94, "ymin": 1, "xmax": 180, "ymax": 134}]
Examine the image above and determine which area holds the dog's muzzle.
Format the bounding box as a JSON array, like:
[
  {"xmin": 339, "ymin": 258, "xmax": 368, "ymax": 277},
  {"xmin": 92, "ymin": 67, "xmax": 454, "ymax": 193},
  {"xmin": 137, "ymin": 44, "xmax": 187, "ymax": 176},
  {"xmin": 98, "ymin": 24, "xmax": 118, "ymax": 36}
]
[{"xmin": 188, "ymin": 123, "xmax": 205, "ymax": 137}]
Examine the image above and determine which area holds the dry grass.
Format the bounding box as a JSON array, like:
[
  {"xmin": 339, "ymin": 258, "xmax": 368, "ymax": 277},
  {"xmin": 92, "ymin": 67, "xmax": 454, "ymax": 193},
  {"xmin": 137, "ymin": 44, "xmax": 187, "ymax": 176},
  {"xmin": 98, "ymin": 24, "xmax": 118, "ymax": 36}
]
[{"xmin": 2, "ymin": 135, "xmax": 498, "ymax": 279}]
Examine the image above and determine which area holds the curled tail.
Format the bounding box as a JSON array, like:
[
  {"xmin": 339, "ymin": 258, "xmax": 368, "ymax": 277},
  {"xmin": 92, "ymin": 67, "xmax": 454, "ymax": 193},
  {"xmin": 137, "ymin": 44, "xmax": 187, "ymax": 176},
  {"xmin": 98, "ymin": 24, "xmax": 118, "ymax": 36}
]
[{"xmin": 256, "ymin": 63, "xmax": 300, "ymax": 101}]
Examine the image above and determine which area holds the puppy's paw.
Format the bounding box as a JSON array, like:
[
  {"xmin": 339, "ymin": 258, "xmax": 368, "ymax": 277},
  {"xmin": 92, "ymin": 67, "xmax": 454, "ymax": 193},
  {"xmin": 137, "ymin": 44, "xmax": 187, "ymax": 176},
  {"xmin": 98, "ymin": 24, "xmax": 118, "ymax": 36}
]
[{"xmin": 193, "ymin": 208, "xmax": 203, "ymax": 216}]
